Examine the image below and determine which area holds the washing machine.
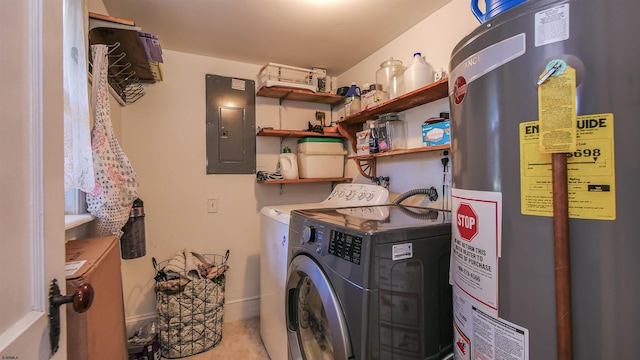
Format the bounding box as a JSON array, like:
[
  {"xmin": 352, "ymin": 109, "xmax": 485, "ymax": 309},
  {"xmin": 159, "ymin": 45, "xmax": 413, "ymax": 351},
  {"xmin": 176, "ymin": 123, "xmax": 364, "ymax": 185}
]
[
  {"xmin": 286, "ymin": 204, "xmax": 453, "ymax": 360},
  {"xmin": 260, "ymin": 184, "xmax": 389, "ymax": 360}
]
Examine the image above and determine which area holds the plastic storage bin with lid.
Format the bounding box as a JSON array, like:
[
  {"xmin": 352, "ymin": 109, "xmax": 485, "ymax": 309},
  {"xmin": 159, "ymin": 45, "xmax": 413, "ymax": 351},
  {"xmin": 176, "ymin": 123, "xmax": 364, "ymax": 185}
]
[{"xmin": 297, "ymin": 138, "xmax": 347, "ymax": 178}]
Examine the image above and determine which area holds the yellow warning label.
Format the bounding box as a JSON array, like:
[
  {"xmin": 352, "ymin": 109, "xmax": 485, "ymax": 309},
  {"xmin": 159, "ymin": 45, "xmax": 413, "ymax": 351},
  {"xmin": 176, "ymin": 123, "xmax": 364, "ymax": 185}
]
[
  {"xmin": 538, "ymin": 66, "xmax": 577, "ymax": 153},
  {"xmin": 519, "ymin": 114, "xmax": 616, "ymax": 220}
]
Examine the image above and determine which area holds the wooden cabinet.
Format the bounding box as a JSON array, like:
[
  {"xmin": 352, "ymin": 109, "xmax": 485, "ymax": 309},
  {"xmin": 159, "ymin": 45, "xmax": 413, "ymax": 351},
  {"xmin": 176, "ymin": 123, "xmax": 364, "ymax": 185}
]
[
  {"xmin": 336, "ymin": 78, "xmax": 450, "ymax": 177},
  {"xmin": 256, "ymin": 87, "xmax": 352, "ymax": 184}
]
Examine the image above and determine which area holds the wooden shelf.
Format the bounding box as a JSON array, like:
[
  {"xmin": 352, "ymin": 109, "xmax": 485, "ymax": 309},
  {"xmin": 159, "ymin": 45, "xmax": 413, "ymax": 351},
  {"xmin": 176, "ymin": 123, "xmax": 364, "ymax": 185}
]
[
  {"xmin": 256, "ymin": 88, "xmax": 349, "ymax": 186},
  {"xmin": 254, "ymin": 80, "xmax": 450, "ymax": 181},
  {"xmin": 348, "ymin": 145, "xmax": 450, "ymax": 177},
  {"xmin": 338, "ymin": 78, "xmax": 449, "ymax": 152},
  {"xmin": 257, "ymin": 177, "xmax": 352, "ymax": 184},
  {"xmin": 257, "ymin": 86, "xmax": 344, "ymax": 105},
  {"xmin": 256, "ymin": 128, "xmax": 343, "ymax": 138},
  {"xmin": 348, "ymin": 144, "xmax": 451, "ymax": 160},
  {"xmin": 339, "ymin": 78, "xmax": 449, "ymax": 127},
  {"xmin": 335, "ymin": 78, "xmax": 449, "ymax": 177}
]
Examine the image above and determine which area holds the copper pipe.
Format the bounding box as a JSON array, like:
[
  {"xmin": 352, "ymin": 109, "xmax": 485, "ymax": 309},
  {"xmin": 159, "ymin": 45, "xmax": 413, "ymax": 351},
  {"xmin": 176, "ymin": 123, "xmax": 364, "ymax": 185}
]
[{"xmin": 552, "ymin": 153, "xmax": 573, "ymax": 360}]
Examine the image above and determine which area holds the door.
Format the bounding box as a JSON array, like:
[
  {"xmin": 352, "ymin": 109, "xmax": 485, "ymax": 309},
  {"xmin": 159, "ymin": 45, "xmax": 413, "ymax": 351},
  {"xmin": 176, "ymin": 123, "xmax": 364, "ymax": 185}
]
[
  {"xmin": 285, "ymin": 254, "xmax": 352, "ymax": 360},
  {"xmin": 0, "ymin": 0, "xmax": 67, "ymax": 358}
]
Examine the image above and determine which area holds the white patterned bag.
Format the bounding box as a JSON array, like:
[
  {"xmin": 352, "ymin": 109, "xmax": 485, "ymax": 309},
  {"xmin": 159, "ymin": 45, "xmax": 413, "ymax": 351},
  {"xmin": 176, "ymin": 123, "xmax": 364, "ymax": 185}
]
[{"xmin": 86, "ymin": 44, "xmax": 139, "ymax": 237}]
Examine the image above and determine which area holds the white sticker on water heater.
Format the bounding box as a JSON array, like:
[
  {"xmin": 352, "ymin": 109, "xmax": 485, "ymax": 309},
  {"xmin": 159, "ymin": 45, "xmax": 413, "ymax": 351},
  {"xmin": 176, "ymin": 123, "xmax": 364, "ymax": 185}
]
[
  {"xmin": 471, "ymin": 308, "xmax": 530, "ymax": 360},
  {"xmin": 535, "ymin": 3, "xmax": 570, "ymax": 47},
  {"xmin": 392, "ymin": 243, "xmax": 413, "ymax": 261},
  {"xmin": 450, "ymin": 188, "xmax": 502, "ymax": 317}
]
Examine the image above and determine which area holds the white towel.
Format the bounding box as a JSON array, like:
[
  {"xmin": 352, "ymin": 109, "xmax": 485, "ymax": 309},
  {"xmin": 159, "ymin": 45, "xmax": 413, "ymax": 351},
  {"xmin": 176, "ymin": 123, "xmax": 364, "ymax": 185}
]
[{"xmin": 163, "ymin": 248, "xmax": 206, "ymax": 280}]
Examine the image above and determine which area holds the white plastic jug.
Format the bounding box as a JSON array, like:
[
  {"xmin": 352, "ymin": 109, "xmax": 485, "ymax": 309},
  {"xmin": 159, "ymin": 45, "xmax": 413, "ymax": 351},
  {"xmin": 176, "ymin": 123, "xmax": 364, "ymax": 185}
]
[
  {"xmin": 404, "ymin": 52, "xmax": 434, "ymax": 94},
  {"xmin": 279, "ymin": 147, "xmax": 298, "ymax": 180}
]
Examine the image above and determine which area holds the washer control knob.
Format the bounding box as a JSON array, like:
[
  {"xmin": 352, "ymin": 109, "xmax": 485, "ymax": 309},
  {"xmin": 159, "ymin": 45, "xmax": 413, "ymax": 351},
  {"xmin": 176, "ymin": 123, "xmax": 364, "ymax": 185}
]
[
  {"xmin": 316, "ymin": 244, "xmax": 322, "ymax": 254},
  {"xmin": 302, "ymin": 226, "xmax": 316, "ymax": 244},
  {"xmin": 346, "ymin": 190, "xmax": 356, "ymax": 200}
]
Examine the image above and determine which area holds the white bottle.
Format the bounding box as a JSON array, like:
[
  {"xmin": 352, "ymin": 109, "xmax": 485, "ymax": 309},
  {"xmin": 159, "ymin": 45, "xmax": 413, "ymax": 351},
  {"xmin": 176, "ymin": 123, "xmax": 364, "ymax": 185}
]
[
  {"xmin": 279, "ymin": 147, "xmax": 298, "ymax": 180},
  {"xmin": 404, "ymin": 52, "xmax": 434, "ymax": 94}
]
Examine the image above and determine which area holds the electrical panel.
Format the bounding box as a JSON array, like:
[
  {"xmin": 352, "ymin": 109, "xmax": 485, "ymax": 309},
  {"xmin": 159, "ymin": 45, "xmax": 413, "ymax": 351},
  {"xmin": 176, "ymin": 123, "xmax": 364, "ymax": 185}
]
[{"xmin": 205, "ymin": 74, "xmax": 256, "ymax": 174}]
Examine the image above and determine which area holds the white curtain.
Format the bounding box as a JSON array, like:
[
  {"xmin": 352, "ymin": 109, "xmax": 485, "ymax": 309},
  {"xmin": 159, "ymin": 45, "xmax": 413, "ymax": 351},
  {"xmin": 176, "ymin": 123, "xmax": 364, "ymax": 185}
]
[{"xmin": 63, "ymin": 0, "xmax": 94, "ymax": 192}]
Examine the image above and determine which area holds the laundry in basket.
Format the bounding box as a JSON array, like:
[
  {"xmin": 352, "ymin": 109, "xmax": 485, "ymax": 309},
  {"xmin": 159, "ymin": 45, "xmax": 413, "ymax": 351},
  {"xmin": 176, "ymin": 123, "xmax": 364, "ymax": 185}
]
[{"xmin": 153, "ymin": 249, "xmax": 230, "ymax": 359}]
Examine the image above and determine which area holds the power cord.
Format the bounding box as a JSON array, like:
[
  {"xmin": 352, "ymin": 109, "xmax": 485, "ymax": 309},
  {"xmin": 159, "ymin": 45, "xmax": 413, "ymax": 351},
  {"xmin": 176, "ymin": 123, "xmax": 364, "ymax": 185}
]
[{"xmin": 441, "ymin": 151, "xmax": 450, "ymax": 210}]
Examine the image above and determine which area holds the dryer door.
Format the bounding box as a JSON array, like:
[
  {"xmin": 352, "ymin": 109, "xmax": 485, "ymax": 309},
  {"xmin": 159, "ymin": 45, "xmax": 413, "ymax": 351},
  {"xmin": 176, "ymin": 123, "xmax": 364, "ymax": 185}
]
[{"xmin": 286, "ymin": 254, "xmax": 352, "ymax": 360}]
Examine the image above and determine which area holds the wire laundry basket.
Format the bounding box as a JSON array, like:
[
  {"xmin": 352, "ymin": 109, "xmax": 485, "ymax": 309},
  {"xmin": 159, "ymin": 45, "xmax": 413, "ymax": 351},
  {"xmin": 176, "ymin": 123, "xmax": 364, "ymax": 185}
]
[{"xmin": 153, "ymin": 250, "xmax": 230, "ymax": 359}]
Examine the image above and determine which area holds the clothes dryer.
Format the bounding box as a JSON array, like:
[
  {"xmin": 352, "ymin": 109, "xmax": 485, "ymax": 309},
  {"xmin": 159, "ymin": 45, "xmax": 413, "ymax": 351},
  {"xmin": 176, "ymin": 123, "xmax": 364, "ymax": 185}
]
[
  {"xmin": 286, "ymin": 205, "xmax": 453, "ymax": 360},
  {"xmin": 260, "ymin": 184, "xmax": 389, "ymax": 360}
]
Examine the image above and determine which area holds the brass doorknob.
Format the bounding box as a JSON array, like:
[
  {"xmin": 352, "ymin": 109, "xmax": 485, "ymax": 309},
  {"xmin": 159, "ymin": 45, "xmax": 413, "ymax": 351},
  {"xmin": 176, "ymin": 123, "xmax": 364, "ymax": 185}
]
[{"xmin": 49, "ymin": 279, "xmax": 94, "ymax": 355}]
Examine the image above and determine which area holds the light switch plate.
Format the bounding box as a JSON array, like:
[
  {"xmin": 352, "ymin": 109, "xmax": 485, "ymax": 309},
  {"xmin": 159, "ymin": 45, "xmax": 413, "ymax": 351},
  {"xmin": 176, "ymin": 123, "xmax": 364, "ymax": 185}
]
[{"xmin": 207, "ymin": 198, "xmax": 218, "ymax": 213}]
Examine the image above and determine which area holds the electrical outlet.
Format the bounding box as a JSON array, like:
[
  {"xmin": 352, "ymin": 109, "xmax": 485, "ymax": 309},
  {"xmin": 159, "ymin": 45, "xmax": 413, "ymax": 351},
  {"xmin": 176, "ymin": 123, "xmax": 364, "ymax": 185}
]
[{"xmin": 207, "ymin": 198, "xmax": 219, "ymax": 213}]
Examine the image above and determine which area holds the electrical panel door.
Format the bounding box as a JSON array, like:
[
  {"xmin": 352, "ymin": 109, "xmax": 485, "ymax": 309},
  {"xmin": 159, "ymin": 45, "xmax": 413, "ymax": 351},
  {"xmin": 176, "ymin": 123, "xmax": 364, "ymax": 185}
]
[{"xmin": 205, "ymin": 74, "xmax": 256, "ymax": 174}]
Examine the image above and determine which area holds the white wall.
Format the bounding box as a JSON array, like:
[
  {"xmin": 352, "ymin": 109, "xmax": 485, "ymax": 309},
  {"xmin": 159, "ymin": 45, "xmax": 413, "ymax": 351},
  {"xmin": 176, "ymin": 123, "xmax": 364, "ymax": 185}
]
[
  {"xmin": 338, "ymin": 0, "xmax": 479, "ymax": 205},
  {"xmin": 88, "ymin": 0, "xmax": 335, "ymax": 328},
  {"xmin": 89, "ymin": 0, "xmax": 482, "ymax": 329},
  {"xmin": 119, "ymin": 50, "xmax": 339, "ymax": 327}
]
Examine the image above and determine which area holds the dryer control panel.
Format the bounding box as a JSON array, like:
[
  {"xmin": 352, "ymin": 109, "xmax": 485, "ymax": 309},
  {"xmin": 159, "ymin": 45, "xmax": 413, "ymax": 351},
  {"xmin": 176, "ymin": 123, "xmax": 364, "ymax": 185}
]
[{"xmin": 328, "ymin": 230, "xmax": 363, "ymax": 265}]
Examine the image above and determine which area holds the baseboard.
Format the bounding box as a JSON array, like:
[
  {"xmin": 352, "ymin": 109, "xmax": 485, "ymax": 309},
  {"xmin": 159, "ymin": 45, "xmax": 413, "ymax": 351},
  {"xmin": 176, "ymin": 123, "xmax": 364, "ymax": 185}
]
[
  {"xmin": 223, "ymin": 295, "xmax": 260, "ymax": 322},
  {"xmin": 125, "ymin": 296, "xmax": 261, "ymax": 335}
]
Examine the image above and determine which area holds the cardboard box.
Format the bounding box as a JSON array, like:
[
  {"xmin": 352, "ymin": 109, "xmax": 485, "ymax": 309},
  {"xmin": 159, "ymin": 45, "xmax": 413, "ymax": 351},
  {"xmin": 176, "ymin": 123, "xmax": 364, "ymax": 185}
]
[
  {"xmin": 422, "ymin": 119, "xmax": 451, "ymax": 146},
  {"xmin": 356, "ymin": 130, "xmax": 371, "ymax": 156},
  {"xmin": 66, "ymin": 236, "xmax": 128, "ymax": 360},
  {"xmin": 361, "ymin": 90, "xmax": 389, "ymax": 110}
]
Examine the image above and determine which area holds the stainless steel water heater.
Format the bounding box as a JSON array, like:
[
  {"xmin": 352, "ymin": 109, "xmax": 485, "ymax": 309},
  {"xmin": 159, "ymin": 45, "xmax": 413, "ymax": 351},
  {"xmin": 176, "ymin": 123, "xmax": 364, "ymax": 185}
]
[{"xmin": 449, "ymin": 0, "xmax": 640, "ymax": 359}]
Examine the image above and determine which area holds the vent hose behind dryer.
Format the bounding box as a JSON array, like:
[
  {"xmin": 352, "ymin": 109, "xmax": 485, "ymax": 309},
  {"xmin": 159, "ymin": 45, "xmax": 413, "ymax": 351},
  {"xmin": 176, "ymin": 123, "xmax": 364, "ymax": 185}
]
[{"xmin": 393, "ymin": 187, "xmax": 438, "ymax": 205}]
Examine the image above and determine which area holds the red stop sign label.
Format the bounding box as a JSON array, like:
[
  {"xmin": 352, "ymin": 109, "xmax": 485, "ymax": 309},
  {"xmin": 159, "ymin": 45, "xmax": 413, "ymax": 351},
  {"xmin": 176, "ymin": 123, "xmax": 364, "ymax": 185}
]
[{"xmin": 457, "ymin": 203, "xmax": 478, "ymax": 241}]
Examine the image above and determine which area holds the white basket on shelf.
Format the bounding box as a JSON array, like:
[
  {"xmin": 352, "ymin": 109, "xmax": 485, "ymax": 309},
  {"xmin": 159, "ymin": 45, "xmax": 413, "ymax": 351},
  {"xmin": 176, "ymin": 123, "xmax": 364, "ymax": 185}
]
[{"xmin": 258, "ymin": 62, "xmax": 316, "ymax": 92}]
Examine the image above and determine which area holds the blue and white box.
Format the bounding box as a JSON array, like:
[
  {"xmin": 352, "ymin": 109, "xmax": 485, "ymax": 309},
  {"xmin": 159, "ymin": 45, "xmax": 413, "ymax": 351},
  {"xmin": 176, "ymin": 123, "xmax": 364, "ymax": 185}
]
[{"xmin": 422, "ymin": 119, "xmax": 450, "ymax": 146}]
